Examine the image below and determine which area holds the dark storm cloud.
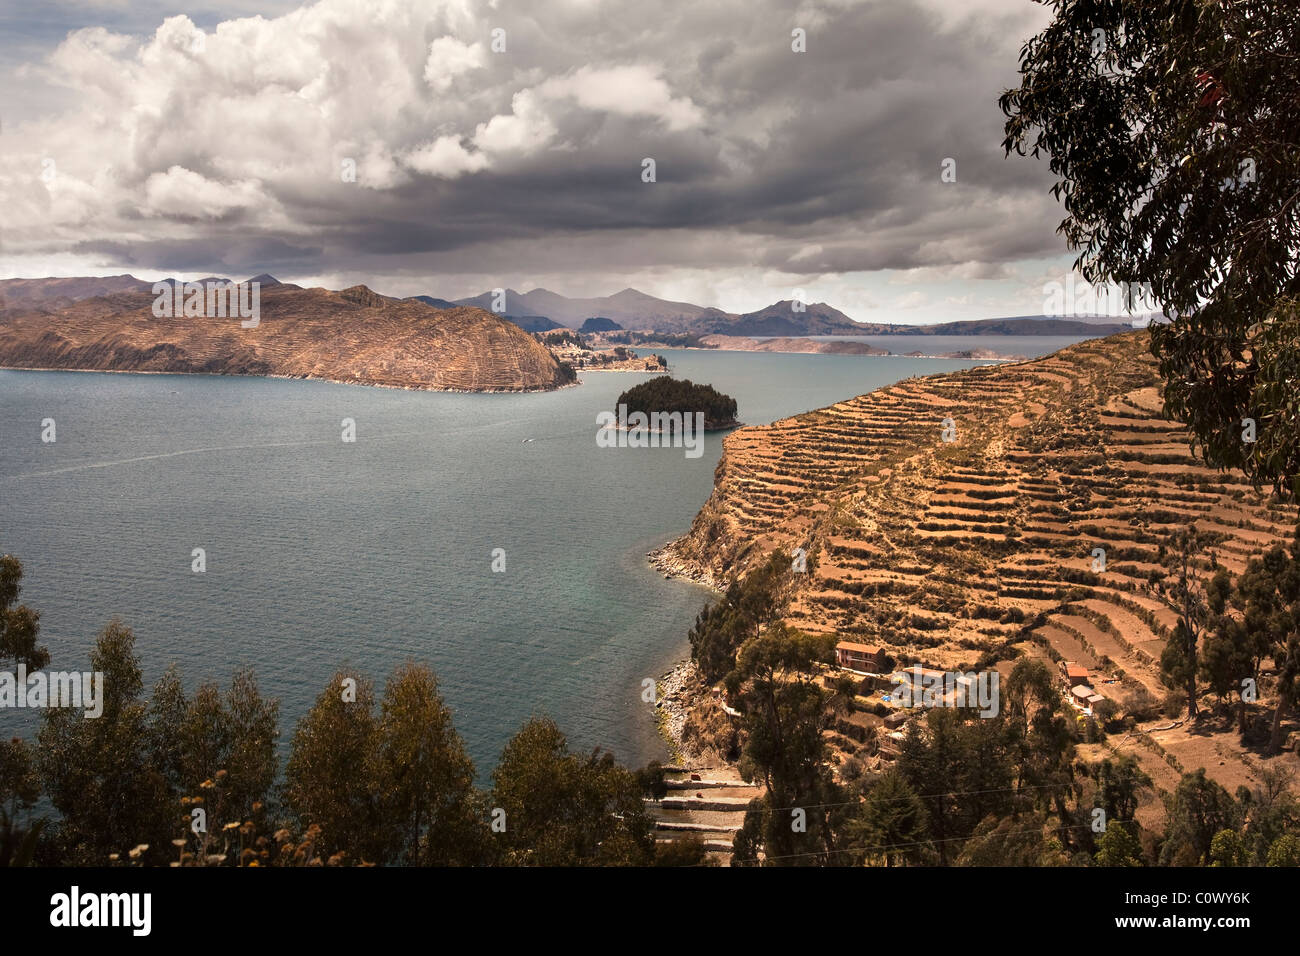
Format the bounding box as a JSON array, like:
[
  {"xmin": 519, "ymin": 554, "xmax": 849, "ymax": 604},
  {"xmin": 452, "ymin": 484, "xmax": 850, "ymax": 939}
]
[{"xmin": 1, "ymin": 0, "xmax": 1063, "ymax": 294}]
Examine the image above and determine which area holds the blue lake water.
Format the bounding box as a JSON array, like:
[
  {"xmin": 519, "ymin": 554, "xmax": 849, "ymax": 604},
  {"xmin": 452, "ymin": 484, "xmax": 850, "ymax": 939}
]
[
  {"xmin": 0, "ymin": 337, "xmax": 1091, "ymax": 776},
  {"xmin": 770, "ymin": 333, "xmax": 1105, "ymax": 356}
]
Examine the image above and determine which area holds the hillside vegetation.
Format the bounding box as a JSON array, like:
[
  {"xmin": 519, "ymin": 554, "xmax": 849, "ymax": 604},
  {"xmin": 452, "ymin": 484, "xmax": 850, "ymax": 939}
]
[
  {"xmin": 615, "ymin": 377, "xmax": 739, "ymax": 430},
  {"xmin": 663, "ymin": 331, "xmax": 1300, "ymax": 799}
]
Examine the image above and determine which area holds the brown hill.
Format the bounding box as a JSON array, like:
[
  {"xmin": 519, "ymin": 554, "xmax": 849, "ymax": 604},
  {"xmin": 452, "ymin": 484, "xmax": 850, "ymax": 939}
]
[
  {"xmin": 657, "ymin": 331, "xmax": 1299, "ymax": 794},
  {"xmin": 0, "ymin": 274, "xmax": 154, "ymax": 311},
  {"xmin": 0, "ymin": 283, "xmax": 570, "ymax": 392}
]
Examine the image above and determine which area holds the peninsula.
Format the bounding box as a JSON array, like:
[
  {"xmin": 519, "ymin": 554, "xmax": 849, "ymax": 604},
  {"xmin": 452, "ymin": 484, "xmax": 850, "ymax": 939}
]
[{"xmin": 0, "ymin": 279, "xmax": 571, "ymax": 392}]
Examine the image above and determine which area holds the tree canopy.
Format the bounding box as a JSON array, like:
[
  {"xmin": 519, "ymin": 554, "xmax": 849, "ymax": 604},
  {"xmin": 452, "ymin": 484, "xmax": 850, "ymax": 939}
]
[
  {"xmin": 615, "ymin": 377, "xmax": 738, "ymax": 430},
  {"xmin": 1002, "ymin": 1, "xmax": 1300, "ymax": 495}
]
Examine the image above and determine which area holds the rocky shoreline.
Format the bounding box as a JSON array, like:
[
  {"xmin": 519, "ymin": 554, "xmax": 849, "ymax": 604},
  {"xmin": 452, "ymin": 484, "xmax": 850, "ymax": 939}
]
[
  {"xmin": 655, "ymin": 659, "xmax": 698, "ymax": 762},
  {"xmin": 647, "ymin": 539, "xmax": 726, "ymax": 591}
]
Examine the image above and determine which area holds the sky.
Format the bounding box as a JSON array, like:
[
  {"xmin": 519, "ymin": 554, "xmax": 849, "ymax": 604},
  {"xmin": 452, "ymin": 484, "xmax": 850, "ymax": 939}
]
[{"xmin": 0, "ymin": 0, "xmax": 1102, "ymax": 324}]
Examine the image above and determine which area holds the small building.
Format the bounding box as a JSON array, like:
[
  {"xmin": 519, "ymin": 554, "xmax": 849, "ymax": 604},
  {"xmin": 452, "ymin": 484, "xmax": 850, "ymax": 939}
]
[
  {"xmin": 836, "ymin": 641, "xmax": 888, "ymax": 673},
  {"xmin": 1061, "ymin": 661, "xmax": 1091, "ymax": 688},
  {"xmin": 1070, "ymin": 684, "xmax": 1097, "ymax": 706}
]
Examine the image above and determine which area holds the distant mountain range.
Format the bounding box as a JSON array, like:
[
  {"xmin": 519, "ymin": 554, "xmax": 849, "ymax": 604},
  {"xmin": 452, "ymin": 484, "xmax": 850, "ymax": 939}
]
[
  {"xmin": 436, "ymin": 286, "xmax": 1141, "ymax": 337},
  {"xmin": 0, "ymin": 274, "xmax": 1147, "ymax": 340}
]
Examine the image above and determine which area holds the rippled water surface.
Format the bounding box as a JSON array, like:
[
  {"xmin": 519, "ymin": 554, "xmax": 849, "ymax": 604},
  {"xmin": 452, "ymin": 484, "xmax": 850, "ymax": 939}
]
[{"xmin": 0, "ymin": 340, "xmax": 1080, "ymax": 773}]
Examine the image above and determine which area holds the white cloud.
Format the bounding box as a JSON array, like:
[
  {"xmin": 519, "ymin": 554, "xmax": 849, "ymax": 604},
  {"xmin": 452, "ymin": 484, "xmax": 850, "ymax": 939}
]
[
  {"xmin": 424, "ymin": 37, "xmax": 486, "ymax": 92},
  {"xmin": 144, "ymin": 166, "xmax": 267, "ymax": 218},
  {"xmin": 404, "ymin": 136, "xmax": 489, "ymax": 178},
  {"xmin": 538, "ymin": 65, "xmax": 703, "ymax": 131},
  {"xmin": 472, "ymin": 90, "xmax": 556, "ymax": 154}
]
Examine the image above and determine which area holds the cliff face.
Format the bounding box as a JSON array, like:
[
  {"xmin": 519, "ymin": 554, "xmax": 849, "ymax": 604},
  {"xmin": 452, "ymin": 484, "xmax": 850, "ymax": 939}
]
[
  {"xmin": 668, "ymin": 332, "xmax": 1297, "ymax": 675},
  {"xmin": 0, "ymin": 284, "xmax": 570, "ymax": 392}
]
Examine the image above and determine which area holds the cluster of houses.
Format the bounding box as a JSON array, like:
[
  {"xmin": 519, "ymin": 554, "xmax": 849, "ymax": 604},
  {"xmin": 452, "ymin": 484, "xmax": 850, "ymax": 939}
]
[{"xmin": 816, "ymin": 641, "xmax": 1115, "ymax": 770}]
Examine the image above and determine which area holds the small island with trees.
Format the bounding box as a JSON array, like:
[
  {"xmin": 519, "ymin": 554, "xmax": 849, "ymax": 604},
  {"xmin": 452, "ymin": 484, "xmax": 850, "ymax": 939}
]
[{"xmin": 615, "ymin": 377, "xmax": 740, "ymax": 431}]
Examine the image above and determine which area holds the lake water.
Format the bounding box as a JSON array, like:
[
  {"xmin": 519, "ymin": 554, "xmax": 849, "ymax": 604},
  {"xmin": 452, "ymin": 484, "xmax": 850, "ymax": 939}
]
[
  {"xmin": 0, "ymin": 337, "xmax": 1089, "ymax": 776},
  {"xmin": 771, "ymin": 333, "xmax": 1105, "ymax": 356}
]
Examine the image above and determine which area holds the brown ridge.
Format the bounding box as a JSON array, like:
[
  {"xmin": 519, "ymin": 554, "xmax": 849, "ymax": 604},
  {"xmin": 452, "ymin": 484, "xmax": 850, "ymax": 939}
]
[{"xmin": 0, "ymin": 284, "xmax": 570, "ymax": 392}]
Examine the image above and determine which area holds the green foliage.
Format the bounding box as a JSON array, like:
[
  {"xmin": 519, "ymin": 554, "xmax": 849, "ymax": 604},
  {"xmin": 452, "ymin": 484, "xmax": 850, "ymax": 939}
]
[
  {"xmin": 898, "ymin": 708, "xmax": 1016, "ymax": 865},
  {"xmin": 7, "ymin": 546, "xmax": 1300, "ymax": 868},
  {"xmin": 845, "ymin": 770, "xmax": 930, "ymax": 866},
  {"xmin": 726, "ymin": 624, "xmax": 849, "ymax": 865},
  {"xmin": 689, "ymin": 551, "xmax": 794, "ymax": 683},
  {"xmin": 956, "ymin": 813, "xmax": 1071, "ymax": 867},
  {"xmin": 654, "ymin": 835, "xmax": 716, "ymax": 867},
  {"xmin": 1266, "ymin": 833, "xmax": 1300, "ymax": 867},
  {"xmin": 284, "ymin": 671, "xmax": 386, "ymax": 862},
  {"xmin": 0, "ymin": 554, "xmax": 48, "ymax": 671},
  {"xmin": 489, "ymin": 717, "xmax": 655, "ymax": 866},
  {"xmin": 1003, "ymin": 658, "xmax": 1079, "ymax": 823},
  {"xmin": 285, "ymin": 665, "xmax": 485, "ymax": 865},
  {"xmin": 1148, "ymin": 529, "xmax": 1212, "ymax": 718},
  {"xmin": 372, "ymin": 663, "xmax": 484, "ymax": 865},
  {"xmin": 1160, "ymin": 769, "xmax": 1240, "ymax": 865},
  {"xmin": 1208, "ymin": 828, "xmax": 1251, "ymax": 867},
  {"xmin": 1095, "ymin": 821, "xmax": 1146, "ymax": 867},
  {"xmin": 1092, "ymin": 756, "xmax": 1152, "ymax": 825},
  {"xmin": 1233, "ymin": 765, "xmax": 1300, "ymax": 866},
  {"xmin": 615, "ymin": 376, "xmax": 738, "ymax": 429},
  {"xmin": 37, "ymin": 620, "xmax": 173, "ymax": 865},
  {"xmin": 0, "ymin": 736, "xmax": 43, "ymax": 866},
  {"xmin": 1205, "ymin": 537, "xmax": 1300, "ymax": 747},
  {"xmin": 1002, "ymin": 2, "xmax": 1300, "ymax": 494}
]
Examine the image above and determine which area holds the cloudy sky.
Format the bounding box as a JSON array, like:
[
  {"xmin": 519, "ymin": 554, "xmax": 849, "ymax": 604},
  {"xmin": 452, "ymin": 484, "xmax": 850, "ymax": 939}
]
[{"xmin": 0, "ymin": 0, "xmax": 1089, "ymax": 323}]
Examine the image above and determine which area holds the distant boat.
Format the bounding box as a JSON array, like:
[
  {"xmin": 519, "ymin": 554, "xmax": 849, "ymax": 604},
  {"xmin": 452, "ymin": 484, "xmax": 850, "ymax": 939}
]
[{"xmin": 521, "ymin": 438, "xmax": 535, "ymax": 443}]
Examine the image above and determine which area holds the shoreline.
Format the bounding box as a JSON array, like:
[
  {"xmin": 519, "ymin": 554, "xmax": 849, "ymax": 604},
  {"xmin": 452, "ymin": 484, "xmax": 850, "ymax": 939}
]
[
  {"xmin": 655, "ymin": 659, "xmax": 700, "ymax": 764},
  {"xmin": 647, "ymin": 537, "xmax": 727, "ymax": 766},
  {"xmin": 648, "ymin": 538, "xmax": 727, "ymax": 591},
  {"xmin": 0, "ymin": 364, "xmax": 580, "ymax": 394}
]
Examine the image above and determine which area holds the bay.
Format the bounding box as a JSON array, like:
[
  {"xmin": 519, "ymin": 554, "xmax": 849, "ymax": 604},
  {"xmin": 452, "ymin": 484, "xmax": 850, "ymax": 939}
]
[{"xmin": 0, "ymin": 335, "xmax": 1093, "ymax": 774}]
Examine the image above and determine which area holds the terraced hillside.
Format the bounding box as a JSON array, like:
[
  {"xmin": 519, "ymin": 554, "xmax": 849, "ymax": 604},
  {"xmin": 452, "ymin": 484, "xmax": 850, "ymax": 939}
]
[
  {"xmin": 0, "ymin": 284, "xmax": 570, "ymax": 392},
  {"xmin": 661, "ymin": 332, "xmax": 1299, "ymax": 794}
]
